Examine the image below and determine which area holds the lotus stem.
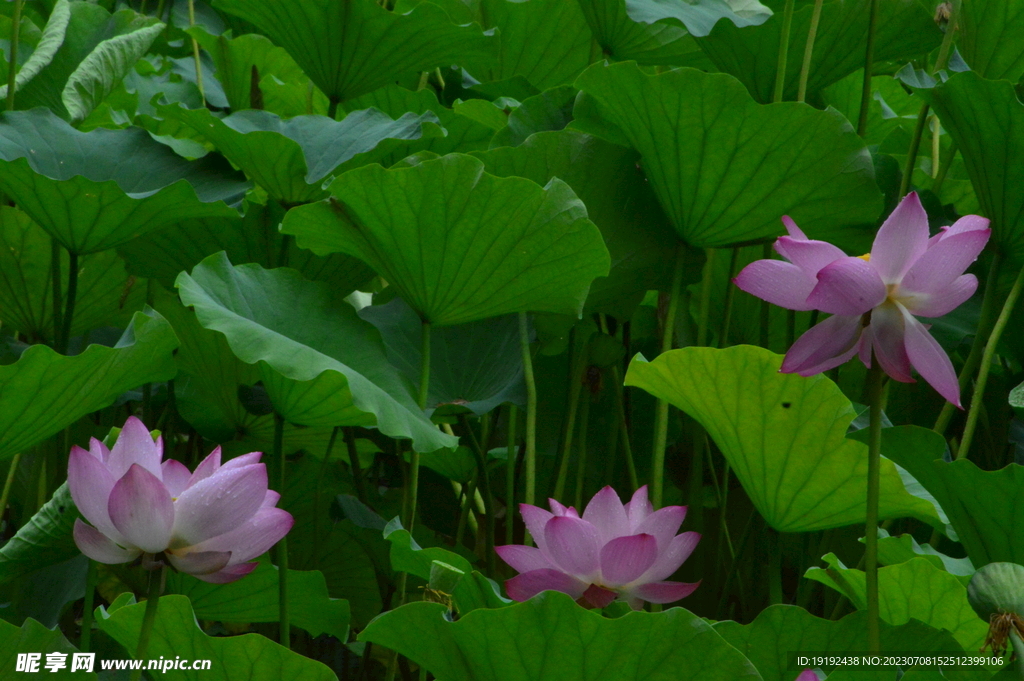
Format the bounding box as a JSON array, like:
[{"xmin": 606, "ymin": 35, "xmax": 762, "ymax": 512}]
[
  {"xmin": 599, "ymin": 313, "xmax": 639, "ymax": 491},
  {"xmin": 314, "ymin": 427, "xmax": 340, "ymax": 568},
  {"xmin": 273, "ymin": 412, "xmax": 290, "ymax": 648},
  {"xmin": 932, "ymin": 139, "xmax": 957, "ymax": 196},
  {"xmin": 50, "ymin": 239, "xmax": 62, "ymax": 348},
  {"xmin": 129, "ymin": 565, "xmax": 164, "ymax": 681},
  {"xmin": 518, "ymin": 312, "xmax": 538, "ymax": 543},
  {"xmin": 573, "ymin": 392, "xmax": 591, "ymax": 510},
  {"xmin": 856, "ymin": 0, "xmax": 880, "ymax": 136},
  {"xmin": 864, "ymin": 357, "xmax": 885, "ymax": 653},
  {"xmin": 6, "ymin": 0, "xmax": 23, "ymax": 111},
  {"xmin": 651, "ymin": 245, "xmax": 686, "ymax": 508},
  {"xmin": 899, "ymin": 104, "xmax": 930, "ymax": 197},
  {"xmin": 772, "ymin": 0, "xmax": 796, "ymax": 103},
  {"xmin": 697, "ymin": 248, "xmax": 715, "ymax": 347},
  {"xmin": 768, "ymin": 528, "xmax": 783, "ymax": 604},
  {"xmin": 958, "ymin": 261, "xmax": 1024, "ymax": 461},
  {"xmin": 553, "ymin": 330, "xmax": 585, "ymax": 501},
  {"xmin": 57, "ymin": 250, "xmax": 79, "ymax": 355},
  {"xmin": 343, "ymin": 427, "xmax": 368, "ymax": 505},
  {"xmin": 719, "ymin": 247, "xmax": 740, "ymax": 347},
  {"xmin": 505, "ymin": 405, "xmax": 518, "ymax": 544},
  {"xmin": 187, "ymin": 0, "xmax": 206, "ymax": 107},
  {"xmin": 80, "ymin": 560, "xmax": 97, "ymax": 651},
  {"xmin": 0, "ymin": 453, "xmax": 21, "ymax": 528},
  {"xmin": 796, "ymin": 0, "xmax": 825, "ymax": 103},
  {"xmin": 460, "ymin": 415, "xmax": 495, "ymax": 576}
]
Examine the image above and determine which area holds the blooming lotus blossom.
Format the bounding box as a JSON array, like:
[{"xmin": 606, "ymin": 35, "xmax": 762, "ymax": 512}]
[
  {"xmin": 497, "ymin": 485, "xmax": 700, "ymax": 610},
  {"xmin": 68, "ymin": 417, "xmax": 293, "ymax": 583},
  {"xmin": 734, "ymin": 192, "xmax": 990, "ymax": 407},
  {"xmin": 796, "ymin": 670, "xmax": 820, "ymax": 681}
]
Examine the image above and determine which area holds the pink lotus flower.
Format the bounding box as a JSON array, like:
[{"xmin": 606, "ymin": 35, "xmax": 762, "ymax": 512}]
[
  {"xmin": 497, "ymin": 485, "xmax": 700, "ymax": 610},
  {"xmin": 68, "ymin": 417, "xmax": 293, "ymax": 583},
  {"xmin": 796, "ymin": 670, "xmax": 820, "ymax": 681},
  {"xmin": 734, "ymin": 192, "xmax": 990, "ymax": 407}
]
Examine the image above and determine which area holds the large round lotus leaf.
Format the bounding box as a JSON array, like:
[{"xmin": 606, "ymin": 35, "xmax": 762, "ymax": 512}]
[
  {"xmin": 474, "ymin": 129, "xmax": 704, "ymax": 319},
  {"xmin": 883, "ymin": 439, "xmax": 1024, "ymax": 569},
  {"xmin": 805, "ymin": 555, "xmax": 989, "ymax": 652},
  {"xmin": 359, "ymin": 592, "xmax": 763, "ymax": 681},
  {"xmin": 460, "ymin": 0, "xmax": 601, "ymax": 91},
  {"xmin": 159, "ymin": 104, "xmax": 442, "ymax": 205},
  {"xmin": 175, "ymin": 252, "xmax": 457, "ymax": 453},
  {"xmin": 213, "ymin": 0, "xmax": 494, "ymax": 103},
  {"xmin": 693, "ymin": 0, "xmax": 941, "ymax": 104},
  {"xmin": 96, "ymin": 595, "xmax": 336, "ymax": 681},
  {"xmin": 0, "ymin": 618, "xmax": 85, "ymax": 679},
  {"xmin": 0, "ymin": 109, "xmax": 250, "ymax": 254},
  {"xmin": 0, "ymin": 206, "xmax": 146, "ymax": 341},
  {"xmin": 960, "ymin": 0, "xmax": 1024, "ymax": 83},
  {"xmin": 915, "ymin": 72, "xmax": 1024, "ymax": 265},
  {"xmin": 282, "ymin": 153, "xmax": 611, "ymax": 326},
  {"xmin": 359, "ymin": 297, "xmax": 525, "ymax": 415},
  {"xmin": 0, "ymin": 309, "xmax": 179, "ymax": 462},
  {"xmin": 714, "ymin": 605, "xmax": 966, "ymax": 681},
  {"xmin": 624, "ymin": 346, "xmax": 944, "ymax": 532},
  {"xmin": 968, "ymin": 563, "xmax": 1024, "ymax": 622},
  {"xmin": 573, "ymin": 62, "xmax": 882, "ymax": 251},
  {"xmin": 623, "ymin": 0, "xmax": 771, "ymax": 36}
]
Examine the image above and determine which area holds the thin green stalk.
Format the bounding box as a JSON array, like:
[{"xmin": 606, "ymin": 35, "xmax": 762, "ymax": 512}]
[
  {"xmin": 697, "ymin": 248, "xmax": 716, "ymax": 347},
  {"xmin": 187, "ymin": 0, "xmax": 206, "ymax": 106},
  {"xmin": 864, "ymin": 357, "xmax": 885, "ymax": 653},
  {"xmin": 599, "ymin": 315, "xmax": 638, "ymax": 490},
  {"xmin": 343, "ymin": 427, "xmax": 368, "ymax": 505},
  {"xmin": 573, "ymin": 394, "xmax": 591, "ymax": 510},
  {"xmin": 6, "ymin": 0, "xmax": 23, "ymax": 111},
  {"xmin": 714, "ymin": 506, "xmax": 756, "ymax": 618},
  {"xmin": 273, "ymin": 412, "xmax": 290, "ymax": 648},
  {"xmin": 505, "ymin": 405, "xmax": 518, "ymax": 545},
  {"xmin": 58, "ymin": 250, "xmax": 78, "ymax": 354},
  {"xmin": 80, "ymin": 560, "xmax": 97, "ymax": 651},
  {"xmin": 935, "ymin": 252, "xmax": 1003, "ymax": 434},
  {"xmin": 772, "ymin": 0, "xmax": 796, "ymax": 103},
  {"xmin": 933, "ymin": 0, "xmax": 961, "ymax": 74},
  {"xmin": 454, "ymin": 476, "xmax": 477, "ymax": 547},
  {"xmin": 328, "ymin": 99, "xmax": 340, "ymax": 120},
  {"xmin": 932, "ymin": 139, "xmax": 957, "ymax": 196},
  {"xmin": 958, "ymin": 262, "xmax": 1024, "ymax": 461},
  {"xmin": 128, "ymin": 566, "xmax": 164, "ymax": 681},
  {"xmin": 652, "ymin": 246, "xmax": 687, "ymax": 508},
  {"xmin": 418, "ymin": 322, "xmax": 431, "ymax": 411},
  {"xmin": 768, "ymin": 529, "xmax": 783, "ymax": 604},
  {"xmin": 519, "ymin": 312, "xmax": 538, "ymax": 542},
  {"xmin": 0, "ymin": 453, "xmax": 21, "ymax": 527},
  {"xmin": 796, "ymin": 0, "xmax": 825, "ymax": 103},
  {"xmin": 460, "ymin": 415, "xmax": 495, "ymax": 576},
  {"xmin": 899, "ymin": 104, "xmax": 930, "ymax": 197},
  {"xmin": 403, "ymin": 320, "xmax": 431, "ymax": 539},
  {"xmin": 719, "ymin": 247, "xmax": 740, "ymax": 347},
  {"xmin": 553, "ymin": 333, "xmax": 585, "ymax": 501},
  {"xmin": 50, "ymin": 238, "xmax": 62, "ymax": 347},
  {"xmin": 313, "ymin": 427, "xmax": 340, "ymax": 568},
  {"xmin": 856, "ymin": 0, "xmax": 881, "ymax": 137}
]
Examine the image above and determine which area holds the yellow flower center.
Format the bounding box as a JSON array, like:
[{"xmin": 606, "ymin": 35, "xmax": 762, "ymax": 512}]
[{"xmin": 857, "ymin": 253, "xmax": 871, "ymax": 261}]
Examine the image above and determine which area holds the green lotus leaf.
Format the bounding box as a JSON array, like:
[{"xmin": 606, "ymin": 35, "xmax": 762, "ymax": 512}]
[
  {"xmin": 166, "ymin": 561, "xmax": 350, "ymax": 641},
  {"xmin": 12, "ymin": 2, "xmax": 163, "ymax": 122},
  {"xmin": 960, "ymin": 0, "xmax": 1024, "ymax": 82},
  {"xmin": 359, "ymin": 591, "xmax": 763, "ymax": 680},
  {"xmin": 573, "ymin": 61, "xmax": 882, "ymax": 250},
  {"xmin": 714, "ymin": 604, "xmax": 967, "ymax": 681},
  {"xmin": 461, "ymin": 0, "xmax": 601, "ymax": 90},
  {"xmin": 96, "ymin": 595, "xmax": 336, "ymax": 681},
  {"xmin": 0, "ymin": 109, "xmax": 250, "ymax": 255},
  {"xmin": 876, "ymin": 530, "xmax": 975, "ymax": 578},
  {"xmin": 624, "ymin": 0, "xmax": 772, "ymax": 36},
  {"xmin": 344, "ymin": 84, "xmax": 495, "ymax": 159},
  {"xmin": 159, "ymin": 104, "xmax": 442, "ymax": 205},
  {"xmin": 0, "ymin": 0, "xmax": 70, "ymax": 102},
  {"xmin": 117, "ymin": 202, "xmax": 375, "ymax": 294},
  {"xmin": 0, "ymin": 483, "xmax": 79, "ymax": 585},
  {"xmin": 475, "ymin": 129, "xmax": 704, "ymax": 320},
  {"xmin": 805, "ymin": 555, "xmax": 988, "ymax": 652},
  {"xmin": 0, "ymin": 617, "xmax": 94, "ymax": 680},
  {"xmin": 175, "ymin": 252, "xmax": 456, "ymax": 452},
  {"xmin": 967, "ymin": 562, "xmax": 1024, "ymax": 622},
  {"xmin": 0, "ymin": 206, "xmax": 146, "ymax": 341},
  {"xmin": 624, "ymin": 346, "xmax": 944, "ymax": 531},
  {"xmin": 914, "ymin": 71, "xmax": 1024, "ymax": 264},
  {"xmin": 282, "ymin": 153, "xmax": 611, "ymax": 326},
  {"xmin": 359, "ymin": 298, "xmax": 525, "ymax": 415},
  {"xmin": 186, "ymin": 27, "xmax": 310, "ymax": 113},
  {"xmin": 576, "ymin": 0, "xmax": 710, "ymax": 66},
  {"xmin": 489, "ymin": 85, "xmax": 575, "ymax": 148},
  {"xmin": 693, "ymin": 0, "xmax": 942, "ymax": 103},
  {"xmin": 0, "ymin": 309, "xmax": 178, "ymax": 461},
  {"xmin": 213, "ymin": 0, "xmax": 494, "ymax": 104},
  {"xmin": 882, "ymin": 435, "xmax": 1024, "ymax": 568}
]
